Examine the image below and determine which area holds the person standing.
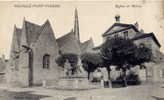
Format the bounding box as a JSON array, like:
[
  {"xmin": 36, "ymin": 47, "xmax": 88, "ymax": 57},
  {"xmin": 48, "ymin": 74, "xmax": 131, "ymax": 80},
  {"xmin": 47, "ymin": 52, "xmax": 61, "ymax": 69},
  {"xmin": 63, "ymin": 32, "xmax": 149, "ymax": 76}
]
[{"xmin": 100, "ymin": 67, "xmax": 109, "ymax": 88}]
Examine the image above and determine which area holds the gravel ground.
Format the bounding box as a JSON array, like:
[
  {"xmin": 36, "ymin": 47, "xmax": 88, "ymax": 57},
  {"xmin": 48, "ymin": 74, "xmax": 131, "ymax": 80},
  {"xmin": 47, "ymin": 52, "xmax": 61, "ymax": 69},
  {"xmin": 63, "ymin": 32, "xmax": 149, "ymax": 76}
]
[{"xmin": 0, "ymin": 82, "xmax": 163, "ymax": 100}]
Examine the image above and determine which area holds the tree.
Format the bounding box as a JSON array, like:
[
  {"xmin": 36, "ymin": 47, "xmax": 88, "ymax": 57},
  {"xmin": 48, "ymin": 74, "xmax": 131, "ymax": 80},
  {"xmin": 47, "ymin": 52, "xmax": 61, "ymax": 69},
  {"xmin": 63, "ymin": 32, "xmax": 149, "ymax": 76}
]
[
  {"xmin": 55, "ymin": 53, "xmax": 78, "ymax": 75},
  {"xmin": 81, "ymin": 52, "xmax": 103, "ymax": 79},
  {"xmin": 101, "ymin": 37, "xmax": 152, "ymax": 87},
  {"xmin": 133, "ymin": 44, "xmax": 152, "ymax": 66},
  {"xmin": 128, "ymin": 44, "xmax": 153, "ymax": 82}
]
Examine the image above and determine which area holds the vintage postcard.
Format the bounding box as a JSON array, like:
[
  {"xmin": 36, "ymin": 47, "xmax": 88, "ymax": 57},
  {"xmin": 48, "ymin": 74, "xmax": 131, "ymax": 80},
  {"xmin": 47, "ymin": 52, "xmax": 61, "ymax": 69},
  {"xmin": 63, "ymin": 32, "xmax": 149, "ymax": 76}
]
[{"xmin": 0, "ymin": 0, "xmax": 164, "ymax": 100}]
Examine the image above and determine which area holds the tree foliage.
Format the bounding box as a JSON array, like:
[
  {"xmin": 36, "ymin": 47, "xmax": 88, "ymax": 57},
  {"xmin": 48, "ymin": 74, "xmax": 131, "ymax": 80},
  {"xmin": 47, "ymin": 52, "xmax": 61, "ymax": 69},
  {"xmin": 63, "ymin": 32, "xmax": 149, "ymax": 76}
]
[
  {"xmin": 81, "ymin": 52, "xmax": 103, "ymax": 79},
  {"xmin": 101, "ymin": 37, "xmax": 153, "ymax": 70},
  {"xmin": 81, "ymin": 52, "xmax": 103, "ymax": 72},
  {"xmin": 101, "ymin": 37, "xmax": 138, "ymax": 69},
  {"xmin": 128, "ymin": 44, "xmax": 153, "ymax": 66},
  {"xmin": 101, "ymin": 37, "xmax": 153, "ymax": 87},
  {"xmin": 55, "ymin": 53, "xmax": 78, "ymax": 69}
]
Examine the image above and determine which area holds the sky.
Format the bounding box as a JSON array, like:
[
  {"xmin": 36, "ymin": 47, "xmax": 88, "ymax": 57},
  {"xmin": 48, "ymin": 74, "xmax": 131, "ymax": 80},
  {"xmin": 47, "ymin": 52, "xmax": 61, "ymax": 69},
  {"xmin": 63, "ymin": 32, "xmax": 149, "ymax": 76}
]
[{"xmin": 0, "ymin": 1, "xmax": 163, "ymax": 59}]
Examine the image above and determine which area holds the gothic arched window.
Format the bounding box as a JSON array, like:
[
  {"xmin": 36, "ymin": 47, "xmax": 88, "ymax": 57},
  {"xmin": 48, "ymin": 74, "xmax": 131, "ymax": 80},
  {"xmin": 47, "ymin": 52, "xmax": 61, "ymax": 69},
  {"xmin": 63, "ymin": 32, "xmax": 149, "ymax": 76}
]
[{"xmin": 43, "ymin": 54, "xmax": 50, "ymax": 69}]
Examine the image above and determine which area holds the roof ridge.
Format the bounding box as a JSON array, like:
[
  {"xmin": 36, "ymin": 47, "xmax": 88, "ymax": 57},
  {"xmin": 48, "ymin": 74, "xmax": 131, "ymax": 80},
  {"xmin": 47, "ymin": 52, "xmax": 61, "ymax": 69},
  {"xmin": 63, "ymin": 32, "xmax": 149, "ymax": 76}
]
[
  {"xmin": 132, "ymin": 32, "xmax": 161, "ymax": 47},
  {"xmin": 56, "ymin": 30, "xmax": 74, "ymax": 42},
  {"xmin": 103, "ymin": 23, "xmax": 132, "ymax": 36},
  {"xmin": 81, "ymin": 38, "xmax": 93, "ymax": 45},
  {"xmin": 115, "ymin": 23, "xmax": 132, "ymax": 26},
  {"xmin": 82, "ymin": 39, "xmax": 90, "ymax": 44},
  {"xmin": 23, "ymin": 19, "xmax": 43, "ymax": 45},
  {"xmin": 103, "ymin": 22, "xmax": 140, "ymax": 36}
]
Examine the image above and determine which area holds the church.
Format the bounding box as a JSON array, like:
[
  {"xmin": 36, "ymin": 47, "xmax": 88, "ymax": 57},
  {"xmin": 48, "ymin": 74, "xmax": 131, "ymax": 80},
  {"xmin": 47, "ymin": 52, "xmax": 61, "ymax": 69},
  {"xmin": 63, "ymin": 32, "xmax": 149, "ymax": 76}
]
[{"xmin": 7, "ymin": 9, "xmax": 94, "ymax": 87}]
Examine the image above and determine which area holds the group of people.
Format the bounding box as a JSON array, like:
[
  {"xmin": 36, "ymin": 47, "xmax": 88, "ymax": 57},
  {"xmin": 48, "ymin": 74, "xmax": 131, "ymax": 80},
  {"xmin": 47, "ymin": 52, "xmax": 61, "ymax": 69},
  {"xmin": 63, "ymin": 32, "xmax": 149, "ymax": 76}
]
[{"xmin": 94, "ymin": 67, "xmax": 111, "ymax": 88}]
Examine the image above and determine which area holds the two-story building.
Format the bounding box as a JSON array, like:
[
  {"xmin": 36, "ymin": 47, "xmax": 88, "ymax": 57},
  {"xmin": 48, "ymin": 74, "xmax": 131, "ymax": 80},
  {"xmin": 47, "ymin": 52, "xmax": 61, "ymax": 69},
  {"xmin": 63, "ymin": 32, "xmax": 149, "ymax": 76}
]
[{"xmin": 100, "ymin": 15, "xmax": 164, "ymax": 82}]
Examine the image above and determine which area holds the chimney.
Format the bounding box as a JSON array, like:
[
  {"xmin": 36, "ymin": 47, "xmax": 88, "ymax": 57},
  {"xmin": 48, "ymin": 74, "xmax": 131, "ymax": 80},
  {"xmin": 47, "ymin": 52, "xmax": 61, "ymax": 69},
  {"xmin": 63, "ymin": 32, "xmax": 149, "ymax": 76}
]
[
  {"xmin": 134, "ymin": 22, "xmax": 139, "ymax": 29},
  {"xmin": 115, "ymin": 15, "xmax": 120, "ymax": 23}
]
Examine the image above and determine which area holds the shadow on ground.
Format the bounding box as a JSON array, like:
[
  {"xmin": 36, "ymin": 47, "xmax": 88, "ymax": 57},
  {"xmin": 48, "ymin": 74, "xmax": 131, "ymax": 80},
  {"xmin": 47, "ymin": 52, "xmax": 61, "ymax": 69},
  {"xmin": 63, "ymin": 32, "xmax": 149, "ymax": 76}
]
[
  {"xmin": 48, "ymin": 87, "xmax": 99, "ymax": 91},
  {"xmin": 0, "ymin": 90, "xmax": 50, "ymax": 100},
  {"xmin": 152, "ymin": 96, "xmax": 164, "ymax": 100},
  {"xmin": 64, "ymin": 97, "xmax": 77, "ymax": 100}
]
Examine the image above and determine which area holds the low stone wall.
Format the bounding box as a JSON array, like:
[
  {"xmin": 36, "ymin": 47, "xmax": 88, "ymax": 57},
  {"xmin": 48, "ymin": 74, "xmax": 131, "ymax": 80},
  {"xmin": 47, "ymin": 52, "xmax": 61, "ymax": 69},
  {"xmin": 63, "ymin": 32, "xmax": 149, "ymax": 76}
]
[{"xmin": 57, "ymin": 77, "xmax": 89, "ymax": 89}]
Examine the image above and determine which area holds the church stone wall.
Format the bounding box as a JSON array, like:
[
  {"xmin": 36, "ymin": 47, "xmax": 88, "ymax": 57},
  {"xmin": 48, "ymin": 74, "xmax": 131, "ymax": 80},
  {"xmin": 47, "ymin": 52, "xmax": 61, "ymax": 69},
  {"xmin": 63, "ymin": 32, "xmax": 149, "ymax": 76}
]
[
  {"xmin": 17, "ymin": 51, "xmax": 30, "ymax": 87},
  {"xmin": 10, "ymin": 23, "xmax": 31, "ymax": 87},
  {"xmin": 31, "ymin": 25, "xmax": 60, "ymax": 86}
]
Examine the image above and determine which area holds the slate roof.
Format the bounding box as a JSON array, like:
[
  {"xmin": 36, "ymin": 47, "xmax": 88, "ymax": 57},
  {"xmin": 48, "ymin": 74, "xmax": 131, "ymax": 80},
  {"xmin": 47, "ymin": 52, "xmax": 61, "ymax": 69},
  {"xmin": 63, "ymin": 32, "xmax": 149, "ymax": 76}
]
[
  {"xmin": 24, "ymin": 20, "xmax": 42, "ymax": 45},
  {"xmin": 56, "ymin": 30, "xmax": 82, "ymax": 55},
  {"xmin": 14, "ymin": 19, "xmax": 55, "ymax": 47},
  {"xmin": 11, "ymin": 26, "xmax": 22, "ymax": 52},
  {"xmin": 132, "ymin": 33, "xmax": 161, "ymax": 47},
  {"xmin": 13, "ymin": 19, "xmax": 84, "ymax": 56},
  {"xmin": 102, "ymin": 23, "xmax": 139, "ymax": 37}
]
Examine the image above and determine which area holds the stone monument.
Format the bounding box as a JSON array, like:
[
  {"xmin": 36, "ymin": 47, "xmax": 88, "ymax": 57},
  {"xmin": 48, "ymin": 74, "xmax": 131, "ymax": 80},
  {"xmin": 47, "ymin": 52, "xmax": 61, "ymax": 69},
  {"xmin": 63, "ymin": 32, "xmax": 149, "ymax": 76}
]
[
  {"xmin": 64, "ymin": 59, "xmax": 72, "ymax": 78},
  {"xmin": 58, "ymin": 58, "xmax": 90, "ymax": 89}
]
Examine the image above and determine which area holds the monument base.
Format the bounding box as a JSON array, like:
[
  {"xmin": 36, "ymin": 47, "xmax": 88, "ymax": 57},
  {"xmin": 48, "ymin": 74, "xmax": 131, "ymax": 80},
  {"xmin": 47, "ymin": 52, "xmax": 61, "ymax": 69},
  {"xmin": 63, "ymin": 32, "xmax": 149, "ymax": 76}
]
[{"xmin": 58, "ymin": 76, "xmax": 90, "ymax": 89}]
